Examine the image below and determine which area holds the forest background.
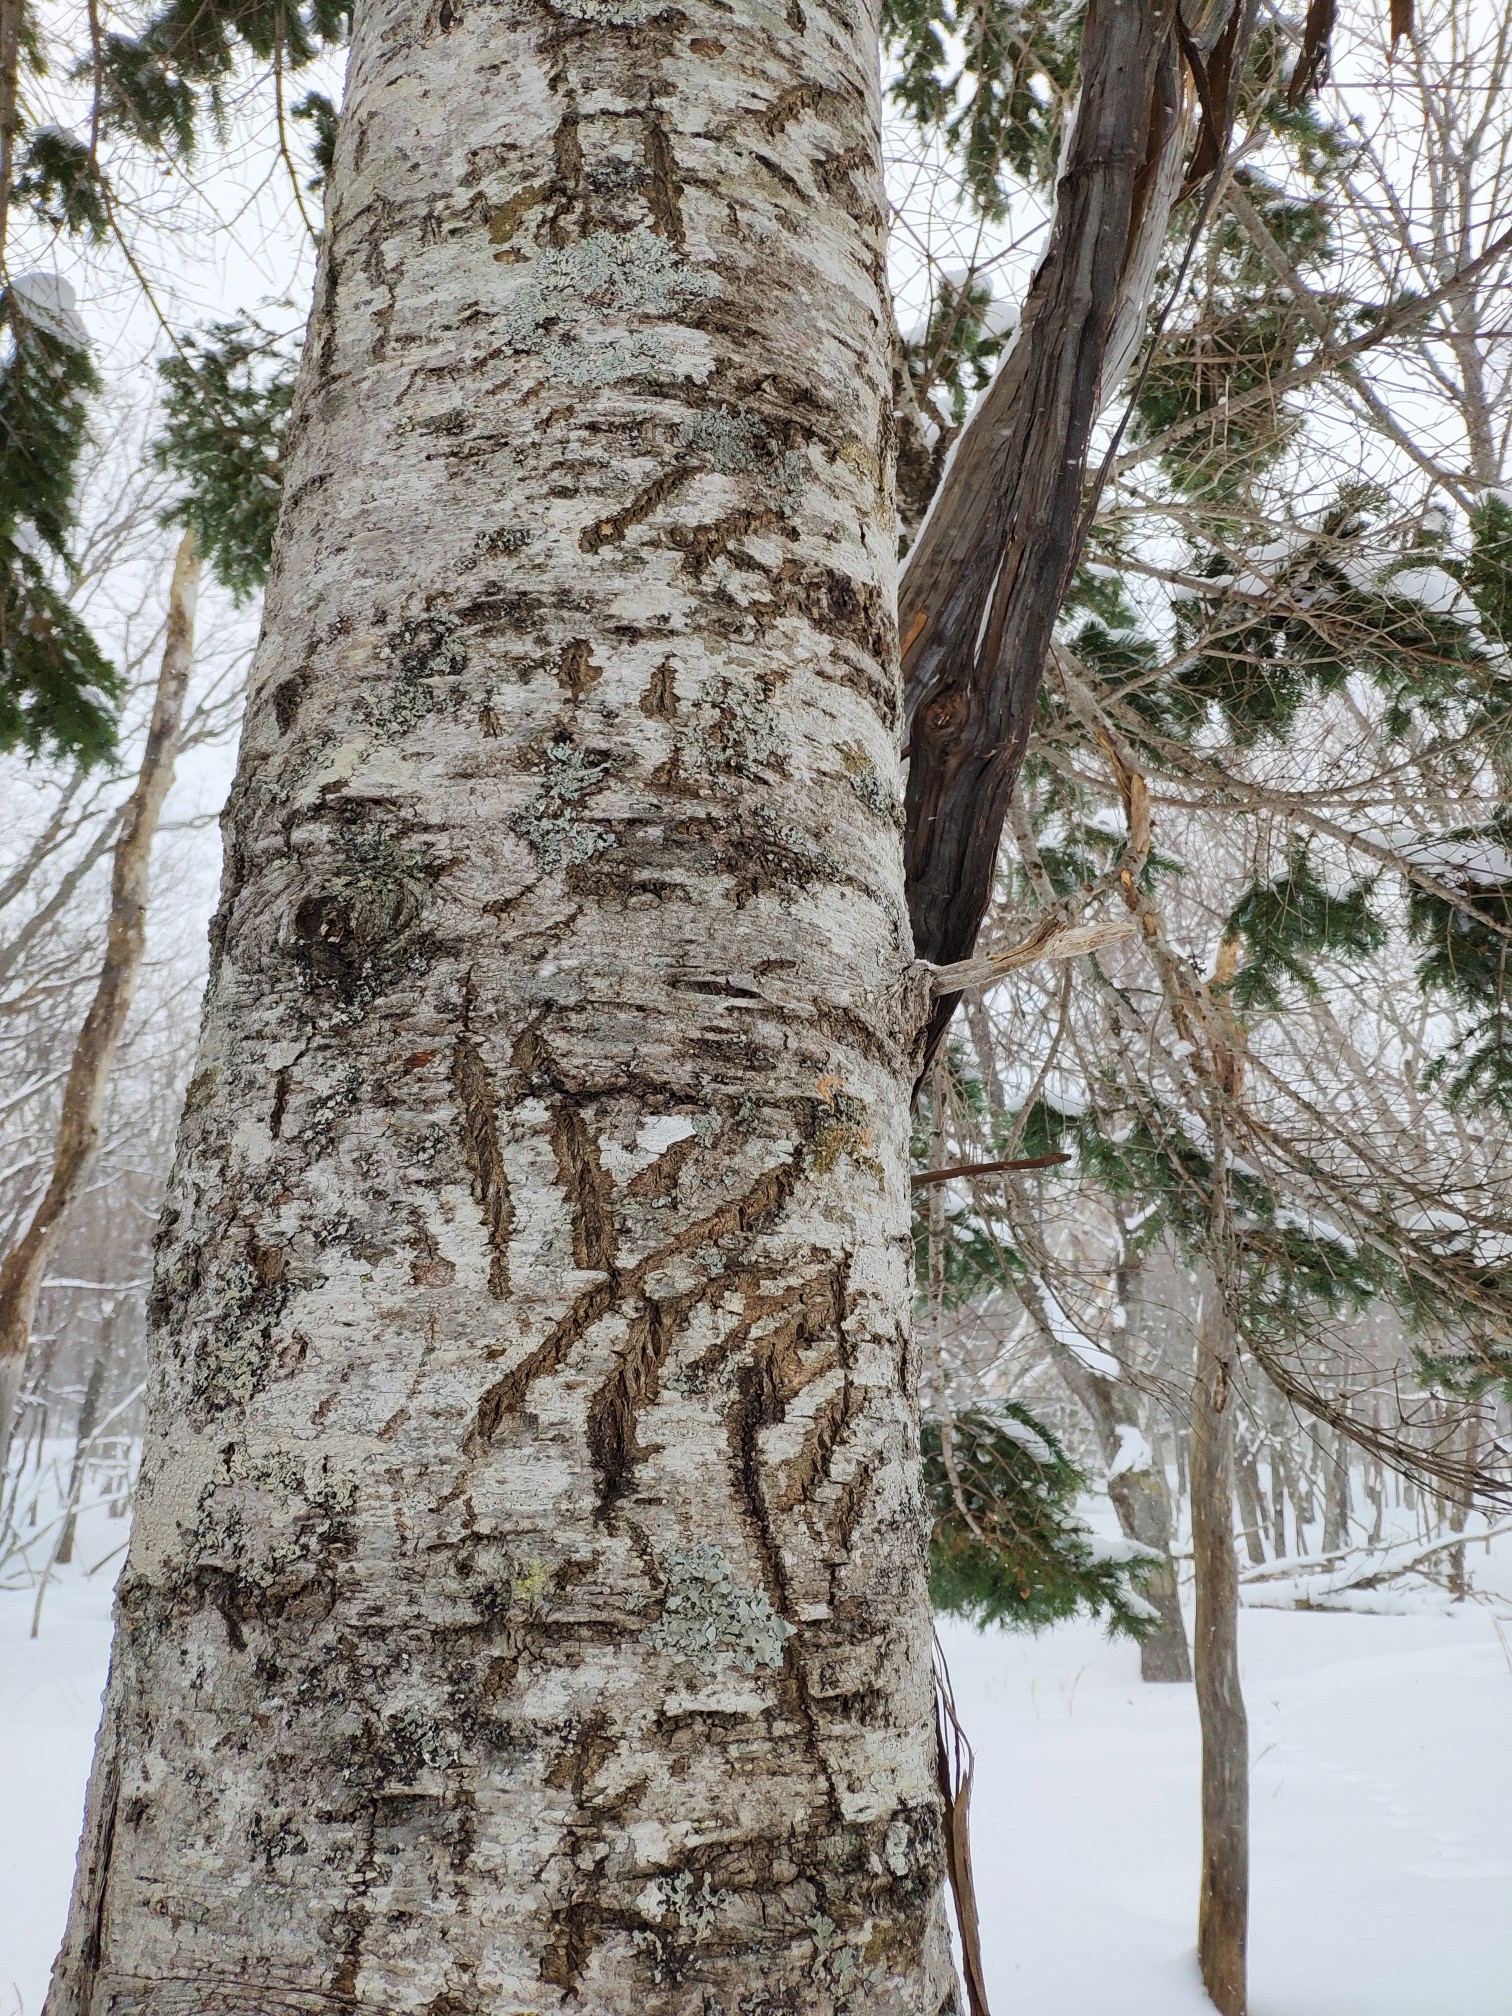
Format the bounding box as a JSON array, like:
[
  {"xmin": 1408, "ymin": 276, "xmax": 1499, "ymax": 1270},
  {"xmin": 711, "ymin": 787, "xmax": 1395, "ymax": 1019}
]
[{"xmin": 2, "ymin": 0, "xmax": 1511, "ymax": 2007}]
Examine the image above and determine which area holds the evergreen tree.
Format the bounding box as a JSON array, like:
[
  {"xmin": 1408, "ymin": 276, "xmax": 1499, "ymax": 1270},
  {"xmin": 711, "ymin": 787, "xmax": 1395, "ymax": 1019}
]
[
  {"xmin": 0, "ymin": 280, "xmax": 118, "ymax": 763},
  {"xmin": 924, "ymin": 1402, "xmax": 1159, "ymax": 1635},
  {"xmin": 154, "ymin": 316, "xmax": 299, "ymax": 600}
]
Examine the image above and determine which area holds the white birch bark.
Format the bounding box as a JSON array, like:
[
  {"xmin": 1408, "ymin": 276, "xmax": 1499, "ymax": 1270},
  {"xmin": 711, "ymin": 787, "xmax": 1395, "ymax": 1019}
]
[{"xmin": 45, "ymin": 2, "xmax": 955, "ymax": 2011}]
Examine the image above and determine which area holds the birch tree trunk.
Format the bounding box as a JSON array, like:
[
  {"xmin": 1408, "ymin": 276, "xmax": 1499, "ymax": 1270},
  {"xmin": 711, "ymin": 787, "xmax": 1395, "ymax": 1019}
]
[
  {"xmin": 1322, "ymin": 1425, "xmax": 1351, "ymax": 1553},
  {"xmin": 0, "ymin": 532, "xmax": 199, "ymax": 1483},
  {"xmin": 46, "ymin": 6, "xmax": 955, "ymax": 2011},
  {"xmin": 55, "ymin": 1350, "xmax": 107, "ymax": 1566}
]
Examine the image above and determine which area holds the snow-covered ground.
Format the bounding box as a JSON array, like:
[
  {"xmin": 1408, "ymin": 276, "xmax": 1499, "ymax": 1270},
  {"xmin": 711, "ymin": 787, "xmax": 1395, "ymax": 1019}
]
[
  {"xmin": 4, "ymin": 1475, "xmax": 1510, "ymax": 2015},
  {"xmin": 943, "ymin": 1598, "xmax": 1512, "ymax": 2015}
]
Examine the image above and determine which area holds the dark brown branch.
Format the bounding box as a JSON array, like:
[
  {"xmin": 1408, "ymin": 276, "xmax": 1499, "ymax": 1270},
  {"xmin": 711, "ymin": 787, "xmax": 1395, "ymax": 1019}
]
[
  {"xmin": 900, "ymin": 0, "xmax": 1181, "ymax": 1062},
  {"xmin": 911, "ymin": 1153, "xmax": 1070, "ymax": 1188},
  {"xmin": 935, "ymin": 1643, "xmax": 992, "ymax": 2016}
]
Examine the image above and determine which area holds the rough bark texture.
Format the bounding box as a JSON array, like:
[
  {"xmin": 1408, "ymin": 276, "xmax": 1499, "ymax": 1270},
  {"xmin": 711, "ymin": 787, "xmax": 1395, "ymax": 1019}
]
[
  {"xmin": 1191, "ymin": 1290, "xmax": 1248, "ymax": 2015},
  {"xmin": 1097, "ymin": 1253, "xmax": 1189, "ymax": 1682},
  {"xmin": 899, "ymin": 0, "xmax": 1182, "ymax": 1054},
  {"xmin": 1233, "ymin": 1454, "xmax": 1267, "ymax": 1567},
  {"xmin": 1110, "ymin": 1461, "xmax": 1190, "ymax": 1682},
  {"xmin": 1322, "ymin": 1425, "xmax": 1351, "ymax": 1553},
  {"xmin": 46, "ymin": 7, "xmax": 955, "ymax": 2013},
  {"xmin": 0, "ymin": 533, "xmax": 199, "ymax": 1482}
]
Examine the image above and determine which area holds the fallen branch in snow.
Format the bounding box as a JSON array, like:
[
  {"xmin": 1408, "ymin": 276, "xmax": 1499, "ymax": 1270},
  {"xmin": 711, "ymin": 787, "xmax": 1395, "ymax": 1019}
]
[{"xmin": 1239, "ymin": 1519, "xmax": 1512, "ymax": 1609}]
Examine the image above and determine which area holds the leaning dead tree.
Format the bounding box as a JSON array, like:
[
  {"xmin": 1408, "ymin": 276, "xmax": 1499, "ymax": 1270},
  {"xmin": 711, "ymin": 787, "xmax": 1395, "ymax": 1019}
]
[{"xmin": 899, "ymin": 0, "xmax": 1246, "ymax": 1056}]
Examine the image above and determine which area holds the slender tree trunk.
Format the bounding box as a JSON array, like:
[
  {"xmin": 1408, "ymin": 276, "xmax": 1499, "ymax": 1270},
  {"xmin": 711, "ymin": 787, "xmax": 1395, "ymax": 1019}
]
[
  {"xmin": 1233, "ymin": 1454, "xmax": 1267, "ymax": 1567},
  {"xmin": 1364, "ymin": 1455, "xmax": 1384, "ymax": 1546},
  {"xmin": 1447, "ymin": 1416, "xmax": 1476, "ymax": 1601},
  {"xmin": 55, "ymin": 1350, "xmax": 107, "ymax": 1565},
  {"xmin": 1322, "ymin": 1426, "xmax": 1351, "ymax": 1553},
  {"xmin": 1107, "ymin": 1249, "xmax": 1189, "ymax": 1681},
  {"xmin": 1105, "ymin": 1415, "xmax": 1192, "ymax": 1682},
  {"xmin": 0, "ymin": 0, "xmax": 23, "ymax": 268},
  {"xmin": 1191, "ymin": 1288, "xmax": 1248, "ymax": 2016},
  {"xmin": 1269, "ymin": 1440, "xmax": 1287, "ymax": 1558},
  {"xmin": 46, "ymin": 9, "xmax": 954, "ymax": 2011},
  {"xmin": 0, "ymin": 532, "xmax": 199, "ymax": 1484},
  {"xmin": 1063, "ymin": 1356, "xmax": 1191, "ymax": 1682},
  {"xmin": 1283, "ymin": 1441, "xmax": 1314, "ymax": 1543}
]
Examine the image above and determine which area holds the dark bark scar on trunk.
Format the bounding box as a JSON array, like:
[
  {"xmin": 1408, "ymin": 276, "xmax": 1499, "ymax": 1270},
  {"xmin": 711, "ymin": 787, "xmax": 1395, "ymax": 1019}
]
[
  {"xmin": 467, "ymin": 1152, "xmax": 804, "ymax": 1449},
  {"xmin": 453, "ymin": 1033, "xmax": 514, "ymax": 1297},
  {"xmin": 549, "ymin": 1103, "xmax": 617, "ymax": 1271},
  {"xmin": 580, "ymin": 466, "xmax": 694, "ymax": 555},
  {"xmin": 642, "ymin": 105, "xmax": 685, "ymax": 246},
  {"xmin": 761, "ymin": 80, "xmax": 826, "ymax": 135},
  {"xmin": 555, "ymin": 637, "xmax": 603, "ymax": 699},
  {"xmin": 68, "ymin": 1745, "xmax": 121, "ymax": 2016},
  {"xmin": 640, "ymin": 656, "xmax": 679, "ymax": 718},
  {"xmin": 722, "ymin": 1257, "xmax": 853, "ymax": 1814}
]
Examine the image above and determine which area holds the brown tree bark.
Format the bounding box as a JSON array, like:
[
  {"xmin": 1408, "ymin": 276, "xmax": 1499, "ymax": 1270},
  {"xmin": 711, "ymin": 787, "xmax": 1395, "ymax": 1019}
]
[
  {"xmin": 0, "ymin": 532, "xmax": 199, "ymax": 1483},
  {"xmin": 0, "ymin": 0, "xmax": 22, "ymax": 268},
  {"xmin": 1191, "ymin": 1285, "xmax": 1248, "ymax": 2015},
  {"xmin": 55, "ymin": 1350, "xmax": 107, "ymax": 1566},
  {"xmin": 899, "ymin": 0, "xmax": 1196, "ymax": 1057},
  {"xmin": 1322, "ymin": 1425, "xmax": 1352, "ymax": 1553},
  {"xmin": 1268, "ymin": 1437, "xmax": 1287, "ymax": 1558},
  {"xmin": 1233, "ymin": 1453, "xmax": 1268, "ymax": 1567}
]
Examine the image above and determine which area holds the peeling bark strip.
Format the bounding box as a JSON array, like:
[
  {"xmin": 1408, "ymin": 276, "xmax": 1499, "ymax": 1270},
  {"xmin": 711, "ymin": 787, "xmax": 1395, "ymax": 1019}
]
[
  {"xmin": 45, "ymin": 1, "xmax": 953, "ymax": 2010},
  {"xmin": 899, "ymin": 0, "xmax": 1197, "ymax": 1056}
]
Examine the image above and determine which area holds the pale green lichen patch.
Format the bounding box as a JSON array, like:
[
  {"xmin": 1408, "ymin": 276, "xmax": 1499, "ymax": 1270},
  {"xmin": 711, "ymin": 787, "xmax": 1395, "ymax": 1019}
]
[
  {"xmin": 672, "ymin": 409, "xmax": 809, "ymax": 508},
  {"xmin": 809, "ymin": 1910, "xmax": 862, "ymax": 1995},
  {"xmin": 632, "ymin": 1870, "xmax": 731, "ymax": 1982},
  {"xmin": 672, "ymin": 408, "xmax": 764, "ymax": 473},
  {"xmin": 559, "ymin": 333, "xmax": 674, "ymax": 387},
  {"xmin": 500, "ymin": 228, "xmax": 717, "ymax": 384},
  {"xmin": 686, "ymin": 673, "xmax": 787, "ymax": 778},
  {"xmin": 515, "ymin": 740, "xmax": 614, "ymax": 868},
  {"xmin": 643, "ymin": 1541, "xmax": 793, "ymax": 1673},
  {"xmin": 761, "ymin": 446, "xmax": 811, "ymax": 509},
  {"xmin": 190, "ymin": 1253, "xmax": 289, "ymax": 1414},
  {"xmin": 838, "ymin": 740, "xmax": 902, "ymax": 827},
  {"xmin": 550, "ymin": 0, "xmax": 671, "ymax": 21}
]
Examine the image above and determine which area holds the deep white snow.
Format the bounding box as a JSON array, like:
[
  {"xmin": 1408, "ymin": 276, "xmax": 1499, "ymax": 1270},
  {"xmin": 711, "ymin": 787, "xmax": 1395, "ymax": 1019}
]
[{"xmin": 3, "ymin": 1480, "xmax": 1511, "ymax": 2014}]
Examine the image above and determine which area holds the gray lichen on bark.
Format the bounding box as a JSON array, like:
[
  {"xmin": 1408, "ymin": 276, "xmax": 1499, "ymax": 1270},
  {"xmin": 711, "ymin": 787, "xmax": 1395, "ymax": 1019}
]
[{"xmin": 642, "ymin": 1539, "xmax": 795, "ymax": 1673}]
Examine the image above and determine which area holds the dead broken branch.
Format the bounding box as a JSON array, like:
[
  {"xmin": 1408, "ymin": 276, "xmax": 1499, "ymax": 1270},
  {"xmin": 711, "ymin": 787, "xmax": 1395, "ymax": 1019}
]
[{"xmin": 928, "ymin": 915, "xmax": 1138, "ymax": 994}]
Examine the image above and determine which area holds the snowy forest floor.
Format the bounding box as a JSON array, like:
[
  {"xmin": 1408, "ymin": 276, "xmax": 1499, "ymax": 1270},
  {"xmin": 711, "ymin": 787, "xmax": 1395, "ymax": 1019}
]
[{"xmin": 4, "ymin": 1480, "xmax": 1511, "ymax": 2015}]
